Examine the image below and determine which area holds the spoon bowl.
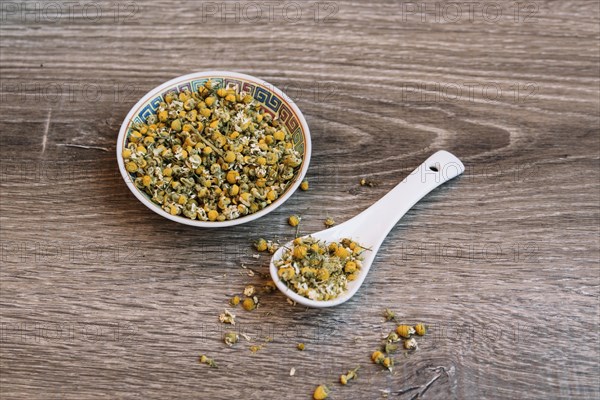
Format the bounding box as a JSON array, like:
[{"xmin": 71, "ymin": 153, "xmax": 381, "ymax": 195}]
[{"xmin": 269, "ymin": 150, "xmax": 464, "ymax": 307}]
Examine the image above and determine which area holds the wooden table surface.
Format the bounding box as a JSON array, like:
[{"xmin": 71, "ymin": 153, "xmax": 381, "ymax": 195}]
[{"xmin": 1, "ymin": 1, "xmax": 599, "ymax": 399}]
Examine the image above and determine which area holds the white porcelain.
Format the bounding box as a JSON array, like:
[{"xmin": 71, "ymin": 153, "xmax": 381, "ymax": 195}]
[
  {"xmin": 116, "ymin": 71, "xmax": 312, "ymax": 228},
  {"xmin": 269, "ymin": 150, "xmax": 464, "ymax": 307}
]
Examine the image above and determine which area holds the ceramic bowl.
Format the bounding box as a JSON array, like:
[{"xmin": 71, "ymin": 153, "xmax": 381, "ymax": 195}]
[{"xmin": 117, "ymin": 71, "xmax": 311, "ymax": 227}]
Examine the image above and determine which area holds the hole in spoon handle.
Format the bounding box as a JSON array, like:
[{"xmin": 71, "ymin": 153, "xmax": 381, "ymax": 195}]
[{"xmin": 354, "ymin": 151, "xmax": 464, "ymax": 240}]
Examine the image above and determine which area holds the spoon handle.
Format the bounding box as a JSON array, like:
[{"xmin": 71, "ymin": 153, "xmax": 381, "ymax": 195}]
[{"xmin": 348, "ymin": 150, "xmax": 464, "ymax": 243}]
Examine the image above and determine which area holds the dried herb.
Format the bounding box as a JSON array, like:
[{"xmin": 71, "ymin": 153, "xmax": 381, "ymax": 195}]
[
  {"xmin": 218, "ymin": 310, "xmax": 236, "ymax": 325},
  {"xmin": 224, "ymin": 331, "xmax": 239, "ymax": 347},
  {"xmin": 339, "ymin": 366, "xmax": 359, "ymax": 385},
  {"xmin": 313, "ymin": 384, "xmax": 329, "ymax": 400},
  {"xmin": 229, "ymin": 295, "xmax": 240, "ymax": 306},
  {"xmin": 242, "ymin": 297, "xmax": 256, "ymax": 311},
  {"xmin": 383, "ymin": 308, "xmax": 396, "ymax": 322},
  {"xmin": 396, "ymin": 324, "xmax": 415, "ymax": 338},
  {"xmin": 199, "ymin": 354, "xmax": 218, "ymax": 368},
  {"xmin": 288, "ymin": 215, "xmax": 300, "ymax": 227},
  {"xmin": 275, "ymin": 237, "xmax": 366, "ymax": 301},
  {"xmin": 122, "ymin": 80, "xmax": 304, "ymax": 222}
]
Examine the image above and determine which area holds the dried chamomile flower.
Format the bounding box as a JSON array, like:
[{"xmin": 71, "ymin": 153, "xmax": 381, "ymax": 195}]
[
  {"xmin": 275, "ymin": 237, "xmax": 366, "ymax": 301},
  {"xmin": 383, "ymin": 308, "xmax": 396, "ymax": 321},
  {"xmin": 300, "ymin": 179, "xmax": 309, "ymax": 191},
  {"xmin": 324, "ymin": 217, "xmax": 335, "ymax": 228},
  {"xmin": 288, "ymin": 215, "xmax": 300, "ymax": 227},
  {"xmin": 371, "ymin": 350, "xmax": 385, "ymax": 364},
  {"xmin": 359, "ymin": 178, "xmax": 376, "ymax": 187},
  {"xmin": 414, "ymin": 323, "xmax": 427, "ymax": 336},
  {"xmin": 297, "ymin": 343, "xmax": 305, "ymax": 351},
  {"xmin": 218, "ymin": 310, "xmax": 236, "ymax": 325},
  {"xmin": 242, "ymin": 297, "xmax": 256, "ymax": 311},
  {"xmin": 224, "ymin": 331, "xmax": 239, "ymax": 346},
  {"xmin": 339, "ymin": 366, "xmax": 359, "ymax": 385},
  {"xmin": 404, "ymin": 338, "xmax": 418, "ymax": 350},
  {"xmin": 199, "ymin": 354, "xmax": 218, "ymax": 368},
  {"xmin": 266, "ymin": 240, "xmax": 279, "ymax": 254},
  {"xmin": 244, "ymin": 285, "xmax": 256, "ymax": 297},
  {"xmin": 382, "ymin": 357, "xmax": 393, "ymax": 370},
  {"xmin": 254, "ymin": 238, "xmax": 268, "ymax": 252},
  {"xmin": 372, "ymin": 350, "xmax": 393, "ymax": 371},
  {"xmin": 386, "ymin": 332, "xmax": 400, "ymax": 343},
  {"xmin": 313, "ymin": 384, "xmax": 329, "ymax": 400},
  {"xmin": 250, "ymin": 344, "xmax": 263, "ymax": 353},
  {"xmin": 385, "ymin": 343, "xmax": 399, "ymax": 354},
  {"xmin": 230, "ymin": 295, "xmax": 240, "ymax": 306},
  {"xmin": 396, "ymin": 324, "xmax": 415, "ymax": 338}
]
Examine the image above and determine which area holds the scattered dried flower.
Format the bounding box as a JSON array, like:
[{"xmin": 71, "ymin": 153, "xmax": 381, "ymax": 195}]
[
  {"xmin": 313, "ymin": 384, "xmax": 329, "ymax": 400},
  {"xmin": 396, "ymin": 325, "xmax": 415, "ymax": 339},
  {"xmin": 242, "ymin": 297, "xmax": 256, "ymax": 311},
  {"xmin": 339, "ymin": 366, "xmax": 359, "ymax": 385},
  {"xmin": 404, "ymin": 338, "xmax": 418, "ymax": 350},
  {"xmin": 218, "ymin": 310, "xmax": 236, "ymax": 325},
  {"xmin": 244, "ymin": 285, "xmax": 256, "ymax": 297},
  {"xmin": 224, "ymin": 331, "xmax": 239, "ymax": 346},
  {"xmin": 288, "ymin": 215, "xmax": 300, "ymax": 227},
  {"xmin": 199, "ymin": 354, "xmax": 217, "ymax": 368}
]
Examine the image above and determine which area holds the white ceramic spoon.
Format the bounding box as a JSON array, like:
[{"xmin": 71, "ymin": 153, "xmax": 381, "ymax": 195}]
[{"xmin": 269, "ymin": 150, "xmax": 464, "ymax": 308}]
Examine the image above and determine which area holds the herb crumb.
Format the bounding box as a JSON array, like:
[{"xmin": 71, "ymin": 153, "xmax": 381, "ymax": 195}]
[
  {"xmin": 218, "ymin": 310, "xmax": 236, "ymax": 325},
  {"xmin": 359, "ymin": 178, "xmax": 377, "ymax": 187},
  {"xmin": 224, "ymin": 331, "xmax": 239, "ymax": 346},
  {"xmin": 199, "ymin": 354, "xmax": 218, "ymax": 368},
  {"xmin": 403, "ymin": 338, "xmax": 418, "ymax": 350},
  {"xmin": 250, "ymin": 344, "xmax": 263, "ymax": 353},
  {"xmin": 243, "ymin": 285, "xmax": 256, "ymax": 297},
  {"xmin": 383, "ymin": 308, "xmax": 396, "ymax": 322},
  {"xmin": 313, "ymin": 384, "xmax": 329, "ymax": 400}
]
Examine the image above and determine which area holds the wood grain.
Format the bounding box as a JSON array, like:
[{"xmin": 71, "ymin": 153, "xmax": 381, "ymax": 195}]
[{"xmin": 1, "ymin": 0, "xmax": 599, "ymax": 399}]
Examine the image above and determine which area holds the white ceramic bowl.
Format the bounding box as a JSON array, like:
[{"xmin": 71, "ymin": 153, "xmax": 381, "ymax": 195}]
[{"xmin": 117, "ymin": 71, "xmax": 311, "ymax": 227}]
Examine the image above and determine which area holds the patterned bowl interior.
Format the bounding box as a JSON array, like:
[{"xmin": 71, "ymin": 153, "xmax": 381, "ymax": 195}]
[
  {"xmin": 125, "ymin": 76, "xmax": 305, "ymax": 154},
  {"xmin": 122, "ymin": 74, "xmax": 308, "ymax": 222}
]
